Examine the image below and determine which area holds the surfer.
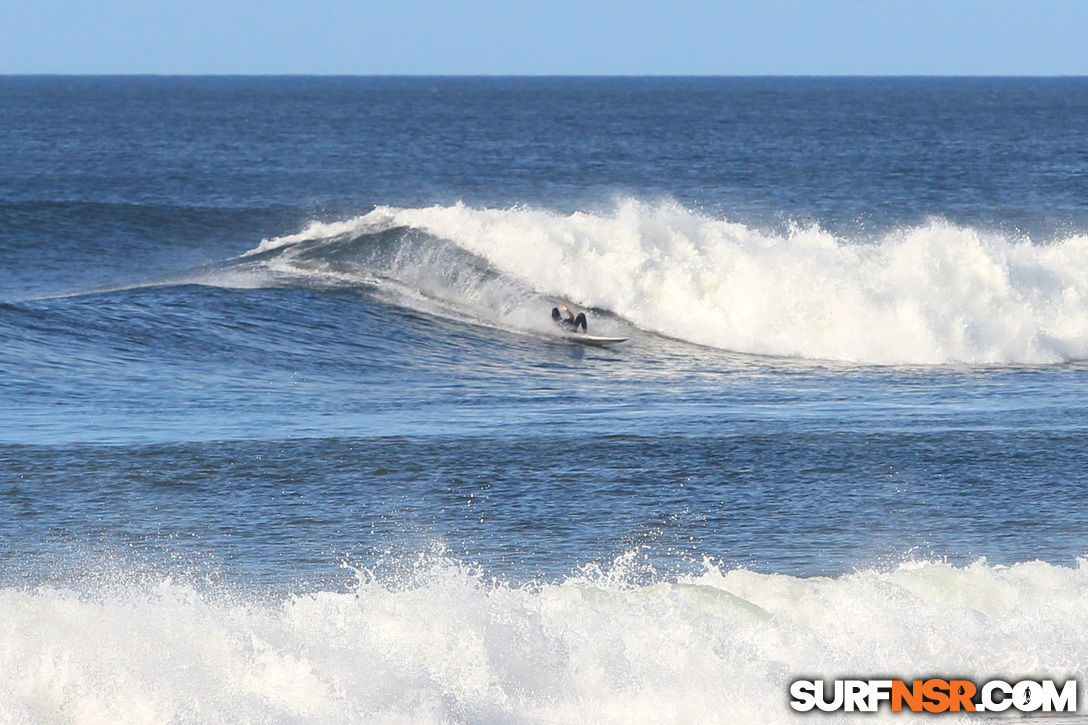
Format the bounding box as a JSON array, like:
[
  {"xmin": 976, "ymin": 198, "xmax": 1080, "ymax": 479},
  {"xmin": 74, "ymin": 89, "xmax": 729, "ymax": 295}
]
[{"xmin": 552, "ymin": 304, "xmax": 588, "ymax": 333}]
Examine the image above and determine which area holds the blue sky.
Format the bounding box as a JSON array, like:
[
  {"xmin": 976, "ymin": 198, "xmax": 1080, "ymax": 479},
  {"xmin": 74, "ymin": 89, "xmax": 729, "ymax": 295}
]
[{"xmin": 3, "ymin": 0, "xmax": 1088, "ymax": 75}]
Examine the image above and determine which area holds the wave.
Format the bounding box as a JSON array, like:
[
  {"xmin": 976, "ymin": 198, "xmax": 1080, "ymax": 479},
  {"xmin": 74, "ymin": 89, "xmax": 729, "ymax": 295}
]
[
  {"xmin": 234, "ymin": 200, "xmax": 1088, "ymax": 365},
  {"xmin": 2, "ymin": 555, "xmax": 1085, "ymax": 723}
]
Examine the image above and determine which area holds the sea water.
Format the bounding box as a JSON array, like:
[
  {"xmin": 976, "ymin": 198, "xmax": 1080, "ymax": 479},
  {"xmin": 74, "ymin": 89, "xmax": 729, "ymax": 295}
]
[{"xmin": 2, "ymin": 76, "xmax": 1088, "ymax": 722}]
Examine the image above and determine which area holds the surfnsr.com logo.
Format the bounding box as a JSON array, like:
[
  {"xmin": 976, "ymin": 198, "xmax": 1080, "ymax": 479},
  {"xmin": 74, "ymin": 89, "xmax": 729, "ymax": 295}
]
[{"xmin": 789, "ymin": 679, "xmax": 1077, "ymax": 713}]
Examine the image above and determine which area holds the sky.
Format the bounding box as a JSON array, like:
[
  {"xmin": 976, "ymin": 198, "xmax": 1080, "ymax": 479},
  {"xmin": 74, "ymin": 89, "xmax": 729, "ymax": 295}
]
[{"xmin": 3, "ymin": 0, "xmax": 1088, "ymax": 76}]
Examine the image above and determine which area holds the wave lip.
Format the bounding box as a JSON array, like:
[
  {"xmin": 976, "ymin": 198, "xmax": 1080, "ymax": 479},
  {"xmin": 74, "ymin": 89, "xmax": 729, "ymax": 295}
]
[{"xmin": 247, "ymin": 201, "xmax": 1088, "ymax": 365}]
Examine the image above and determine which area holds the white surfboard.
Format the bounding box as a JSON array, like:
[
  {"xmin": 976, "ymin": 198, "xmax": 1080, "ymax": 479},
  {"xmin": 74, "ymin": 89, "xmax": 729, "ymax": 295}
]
[{"xmin": 566, "ymin": 333, "xmax": 629, "ymax": 346}]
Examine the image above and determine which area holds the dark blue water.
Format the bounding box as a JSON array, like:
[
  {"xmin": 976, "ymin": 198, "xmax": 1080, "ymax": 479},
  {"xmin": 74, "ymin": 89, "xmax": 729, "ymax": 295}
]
[{"xmin": 3, "ymin": 77, "xmax": 1088, "ymax": 722}]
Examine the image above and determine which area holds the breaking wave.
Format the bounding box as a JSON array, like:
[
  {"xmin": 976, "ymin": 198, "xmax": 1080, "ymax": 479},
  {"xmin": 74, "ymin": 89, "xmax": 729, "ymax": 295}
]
[
  {"xmin": 237, "ymin": 200, "xmax": 1088, "ymax": 365},
  {"xmin": 2, "ymin": 555, "xmax": 1086, "ymax": 723}
]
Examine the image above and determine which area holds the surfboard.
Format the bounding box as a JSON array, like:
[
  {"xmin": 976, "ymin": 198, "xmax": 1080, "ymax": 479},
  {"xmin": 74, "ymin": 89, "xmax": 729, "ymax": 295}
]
[{"xmin": 566, "ymin": 334, "xmax": 629, "ymax": 346}]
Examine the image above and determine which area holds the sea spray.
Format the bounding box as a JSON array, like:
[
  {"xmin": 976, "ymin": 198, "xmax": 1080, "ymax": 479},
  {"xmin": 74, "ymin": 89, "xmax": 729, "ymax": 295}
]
[{"xmin": 2, "ymin": 556, "xmax": 1086, "ymax": 723}]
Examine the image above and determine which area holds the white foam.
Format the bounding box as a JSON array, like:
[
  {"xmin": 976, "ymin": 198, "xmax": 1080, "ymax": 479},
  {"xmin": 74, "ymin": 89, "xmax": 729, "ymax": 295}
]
[
  {"xmin": 2, "ymin": 557, "xmax": 1086, "ymax": 723},
  {"xmin": 253, "ymin": 202, "xmax": 1088, "ymax": 364}
]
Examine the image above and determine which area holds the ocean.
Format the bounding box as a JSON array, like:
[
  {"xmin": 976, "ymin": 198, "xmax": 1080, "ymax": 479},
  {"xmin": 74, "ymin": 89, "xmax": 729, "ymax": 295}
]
[{"xmin": 2, "ymin": 76, "xmax": 1088, "ymax": 723}]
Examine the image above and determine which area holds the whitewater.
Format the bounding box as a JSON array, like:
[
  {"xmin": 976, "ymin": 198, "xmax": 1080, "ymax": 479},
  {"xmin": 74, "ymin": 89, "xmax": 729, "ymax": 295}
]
[
  {"xmin": 247, "ymin": 201, "xmax": 1088, "ymax": 366},
  {"xmin": 3, "ymin": 557, "xmax": 1086, "ymax": 724}
]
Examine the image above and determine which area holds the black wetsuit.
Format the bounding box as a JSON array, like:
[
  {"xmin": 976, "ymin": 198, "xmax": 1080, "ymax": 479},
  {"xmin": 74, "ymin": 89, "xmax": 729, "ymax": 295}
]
[{"xmin": 552, "ymin": 307, "xmax": 587, "ymax": 333}]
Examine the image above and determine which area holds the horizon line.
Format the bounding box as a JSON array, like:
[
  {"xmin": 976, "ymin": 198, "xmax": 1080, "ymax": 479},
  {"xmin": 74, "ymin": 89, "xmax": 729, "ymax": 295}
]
[{"xmin": 3, "ymin": 72, "xmax": 1088, "ymax": 79}]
